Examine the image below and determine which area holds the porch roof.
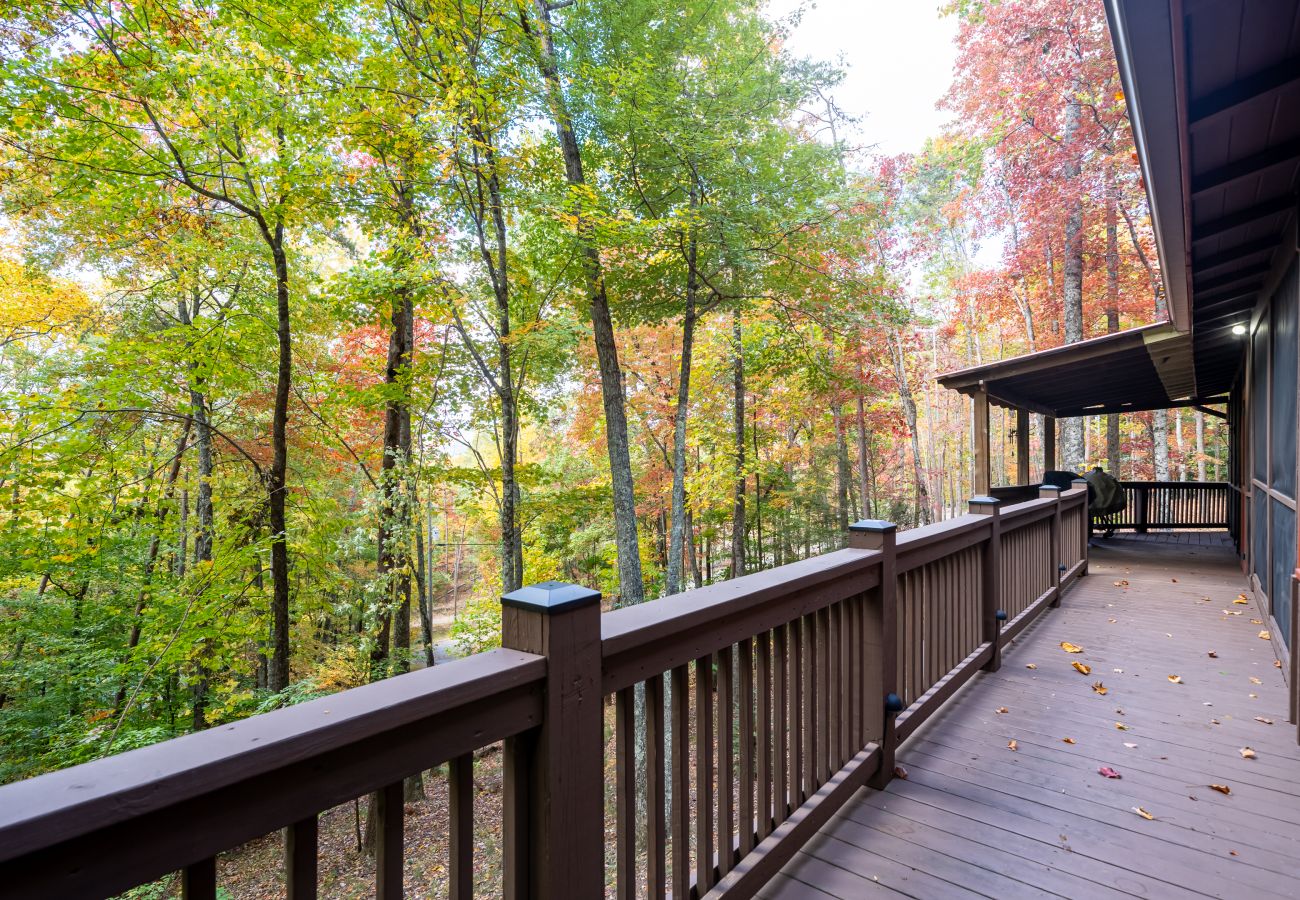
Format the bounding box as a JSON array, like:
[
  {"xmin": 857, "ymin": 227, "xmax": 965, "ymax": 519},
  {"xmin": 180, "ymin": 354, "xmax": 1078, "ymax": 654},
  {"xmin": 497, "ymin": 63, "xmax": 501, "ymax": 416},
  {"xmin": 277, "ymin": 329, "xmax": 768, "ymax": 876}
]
[{"xmin": 936, "ymin": 323, "xmax": 1212, "ymax": 418}]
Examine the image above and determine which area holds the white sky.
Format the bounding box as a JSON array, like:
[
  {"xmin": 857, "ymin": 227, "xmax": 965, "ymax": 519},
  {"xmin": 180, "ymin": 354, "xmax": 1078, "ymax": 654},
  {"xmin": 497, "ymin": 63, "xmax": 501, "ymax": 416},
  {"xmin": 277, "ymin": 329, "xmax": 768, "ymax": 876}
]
[{"xmin": 765, "ymin": 0, "xmax": 959, "ymax": 157}]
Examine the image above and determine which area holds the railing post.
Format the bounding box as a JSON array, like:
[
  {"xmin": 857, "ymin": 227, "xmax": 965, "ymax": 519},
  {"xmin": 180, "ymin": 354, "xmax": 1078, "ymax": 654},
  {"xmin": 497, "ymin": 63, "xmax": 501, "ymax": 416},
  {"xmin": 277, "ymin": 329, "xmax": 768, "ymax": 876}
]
[
  {"xmin": 500, "ymin": 581, "xmax": 604, "ymax": 900},
  {"xmin": 1040, "ymin": 485, "xmax": 1063, "ymax": 607},
  {"xmin": 849, "ymin": 520, "xmax": 898, "ymax": 790},
  {"xmin": 1135, "ymin": 482, "xmax": 1149, "ymax": 534},
  {"xmin": 1071, "ymin": 478, "xmax": 1090, "ymax": 576},
  {"xmin": 968, "ymin": 497, "xmax": 1003, "ymax": 671}
]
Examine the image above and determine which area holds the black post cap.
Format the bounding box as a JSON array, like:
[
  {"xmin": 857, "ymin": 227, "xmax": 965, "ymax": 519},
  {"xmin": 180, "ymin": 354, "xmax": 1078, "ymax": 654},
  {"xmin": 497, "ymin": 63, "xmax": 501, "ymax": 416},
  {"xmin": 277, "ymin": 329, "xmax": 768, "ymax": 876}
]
[
  {"xmin": 502, "ymin": 581, "xmax": 602, "ymax": 613},
  {"xmin": 849, "ymin": 519, "xmax": 896, "ymax": 533}
]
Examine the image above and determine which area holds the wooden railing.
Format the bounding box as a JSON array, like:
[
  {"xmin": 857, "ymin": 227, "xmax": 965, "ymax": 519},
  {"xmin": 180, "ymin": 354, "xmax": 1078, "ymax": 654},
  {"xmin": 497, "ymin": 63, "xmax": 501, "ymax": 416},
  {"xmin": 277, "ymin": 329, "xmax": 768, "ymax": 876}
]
[
  {"xmin": 0, "ymin": 486, "xmax": 1090, "ymax": 899},
  {"xmin": 1096, "ymin": 481, "xmax": 1231, "ymax": 531}
]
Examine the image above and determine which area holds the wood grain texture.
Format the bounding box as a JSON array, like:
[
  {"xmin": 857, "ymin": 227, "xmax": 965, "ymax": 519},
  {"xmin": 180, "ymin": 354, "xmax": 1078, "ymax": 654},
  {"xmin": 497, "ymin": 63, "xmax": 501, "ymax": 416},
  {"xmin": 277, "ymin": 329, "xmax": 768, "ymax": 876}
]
[{"xmin": 780, "ymin": 532, "xmax": 1300, "ymax": 899}]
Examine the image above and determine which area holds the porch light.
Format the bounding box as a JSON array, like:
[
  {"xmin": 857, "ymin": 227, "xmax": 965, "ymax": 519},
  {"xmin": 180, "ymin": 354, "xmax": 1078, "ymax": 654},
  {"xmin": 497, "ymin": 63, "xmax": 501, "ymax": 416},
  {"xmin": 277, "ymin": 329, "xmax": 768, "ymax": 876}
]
[{"xmin": 1232, "ymin": 324, "xmax": 1247, "ymax": 335}]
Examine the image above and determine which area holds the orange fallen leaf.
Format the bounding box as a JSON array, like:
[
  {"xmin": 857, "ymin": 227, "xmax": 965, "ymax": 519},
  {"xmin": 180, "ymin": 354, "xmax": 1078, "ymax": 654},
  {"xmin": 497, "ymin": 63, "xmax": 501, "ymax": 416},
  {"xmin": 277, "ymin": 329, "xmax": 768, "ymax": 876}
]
[
  {"xmin": 1062, "ymin": 737, "xmax": 1076, "ymax": 744},
  {"xmin": 893, "ymin": 765, "xmax": 908, "ymax": 780},
  {"xmin": 1167, "ymin": 675, "xmax": 1182, "ymax": 684},
  {"xmin": 1207, "ymin": 651, "xmax": 1218, "ymax": 658},
  {"xmin": 1209, "ymin": 784, "xmax": 1231, "ymax": 795},
  {"xmin": 1259, "ymin": 630, "xmax": 1271, "ymax": 640},
  {"xmin": 1275, "ymin": 660, "xmax": 1283, "ymax": 668},
  {"xmin": 1240, "ymin": 747, "xmax": 1257, "ymax": 759},
  {"xmin": 1229, "ymin": 850, "xmax": 1239, "ymax": 857},
  {"xmin": 1115, "ymin": 722, "xmax": 1131, "ymax": 731},
  {"xmin": 1098, "ymin": 766, "xmax": 1122, "ymax": 778},
  {"xmin": 1251, "ymin": 619, "xmax": 1263, "ymax": 625},
  {"xmin": 1008, "ymin": 740, "xmax": 1018, "ymax": 751},
  {"xmin": 1026, "ymin": 663, "xmax": 1038, "ymax": 669},
  {"xmin": 1133, "ymin": 807, "xmax": 1155, "ymax": 820},
  {"xmin": 1073, "ymin": 662, "xmax": 1092, "ymax": 675},
  {"xmin": 1254, "ymin": 716, "xmax": 1274, "ymax": 725},
  {"xmin": 1060, "ymin": 641, "xmax": 1084, "ymax": 653},
  {"xmin": 1092, "ymin": 682, "xmax": 1108, "ymax": 695},
  {"xmin": 996, "ymin": 707, "xmax": 1010, "ymax": 714},
  {"xmin": 1233, "ymin": 597, "xmax": 1249, "ymax": 605}
]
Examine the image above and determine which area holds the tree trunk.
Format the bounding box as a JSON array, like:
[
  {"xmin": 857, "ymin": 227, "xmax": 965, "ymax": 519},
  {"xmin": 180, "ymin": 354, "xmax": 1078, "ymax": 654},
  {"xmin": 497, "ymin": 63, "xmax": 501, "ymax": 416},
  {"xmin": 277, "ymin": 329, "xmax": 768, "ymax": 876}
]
[
  {"xmin": 1195, "ymin": 410, "xmax": 1207, "ymax": 481},
  {"xmin": 1059, "ymin": 81, "xmax": 1086, "ymax": 473},
  {"xmin": 267, "ymin": 234, "xmax": 293, "ymax": 694},
  {"xmin": 888, "ymin": 330, "xmax": 932, "ymax": 525},
  {"xmin": 856, "ymin": 392, "xmax": 871, "ymax": 520},
  {"xmin": 665, "ymin": 214, "xmax": 698, "ymax": 596},
  {"xmin": 527, "ymin": 0, "xmax": 643, "ymax": 605},
  {"xmin": 731, "ymin": 311, "xmax": 746, "ymax": 578}
]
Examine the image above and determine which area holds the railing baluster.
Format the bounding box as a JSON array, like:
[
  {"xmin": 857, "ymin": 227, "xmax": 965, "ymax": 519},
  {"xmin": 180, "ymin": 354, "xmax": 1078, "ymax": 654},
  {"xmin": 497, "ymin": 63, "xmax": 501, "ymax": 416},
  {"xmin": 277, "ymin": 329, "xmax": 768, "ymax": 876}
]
[
  {"xmin": 450, "ymin": 753, "xmax": 474, "ymax": 900},
  {"xmin": 694, "ymin": 654, "xmax": 714, "ymax": 892},
  {"xmin": 671, "ymin": 665, "xmax": 690, "ymax": 900},
  {"xmin": 739, "ymin": 638, "xmax": 755, "ymax": 857},
  {"xmin": 646, "ymin": 674, "xmax": 666, "ymax": 897},
  {"xmin": 817, "ymin": 605, "xmax": 830, "ymax": 784},
  {"xmin": 286, "ymin": 815, "xmax": 318, "ymax": 900},
  {"xmin": 773, "ymin": 625, "xmax": 789, "ymax": 823},
  {"xmin": 802, "ymin": 613, "xmax": 816, "ymax": 799},
  {"xmin": 717, "ymin": 644, "xmax": 735, "ymax": 877},
  {"xmin": 756, "ymin": 630, "xmax": 773, "ymax": 841},
  {"xmin": 790, "ymin": 618, "xmax": 803, "ymax": 806},
  {"xmin": 615, "ymin": 687, "xmax": 636, "ymax": 900},
  {"xmin": 182, "ymin": 857, "xmax": 216, "ymax": 900},
  {"xmin": 375, "ymin": 781, "xmax": 404, "ymax": 900}
]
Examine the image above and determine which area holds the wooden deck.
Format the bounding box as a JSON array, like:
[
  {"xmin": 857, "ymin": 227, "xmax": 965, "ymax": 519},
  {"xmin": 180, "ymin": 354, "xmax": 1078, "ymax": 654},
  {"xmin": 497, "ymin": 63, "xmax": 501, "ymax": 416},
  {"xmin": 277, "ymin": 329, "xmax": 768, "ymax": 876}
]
[{"xmin": 766, "ymin": 532, "xmax": 1300, "ymax": 899}]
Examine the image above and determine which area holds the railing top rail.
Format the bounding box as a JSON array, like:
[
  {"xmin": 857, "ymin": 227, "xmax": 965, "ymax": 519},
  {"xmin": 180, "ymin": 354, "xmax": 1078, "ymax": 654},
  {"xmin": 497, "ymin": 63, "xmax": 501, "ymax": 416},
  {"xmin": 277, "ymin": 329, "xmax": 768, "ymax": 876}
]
[
  {"xmin": 0, "ymin": 647, "xmax": 546, "ymax": 865},
  {"xmin": 1118, "ymin": 480, "xmax": 1231, "ymax": 488},
  {"xmin": 601, "ymin": 547, "xmax": 882, "ymax": 693}
]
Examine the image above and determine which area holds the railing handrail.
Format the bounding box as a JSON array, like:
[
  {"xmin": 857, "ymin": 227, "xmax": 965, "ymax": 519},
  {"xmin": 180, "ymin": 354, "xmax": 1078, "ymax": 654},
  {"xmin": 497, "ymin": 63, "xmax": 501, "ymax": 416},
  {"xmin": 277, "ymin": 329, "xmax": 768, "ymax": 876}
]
[
  {"xmin": 0, "ymin": 648, "xmax": 545, "ymax": 890},
  {"xmin": 601, "ymin": 546, "xmax": 882, "ymax": 694}
]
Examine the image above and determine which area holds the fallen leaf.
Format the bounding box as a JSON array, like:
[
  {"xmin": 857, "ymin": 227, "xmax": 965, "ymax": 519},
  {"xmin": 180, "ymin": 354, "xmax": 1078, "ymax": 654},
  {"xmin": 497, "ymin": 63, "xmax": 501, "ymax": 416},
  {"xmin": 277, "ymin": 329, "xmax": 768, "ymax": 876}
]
[
  {"xmin": 1250, "ymin": 693, "xmax": 1259, "ymax": 699},
  {"xmin": 1201, "ymin": 596, "xmax": 1211, "ymax": 602},
  {"xmin": 1259, "ymin": 630, "xmax": 1271, "ymax": 640},
  {"xmin": 1133, "ymin": 807, "xmax": 1155, "ymax": 820},
  {"xmin": 1115, "ymin": 722, "xmax": 1131, "ymax": 731},
  {"xmin": 1251, "ymin": 619, "xmax": 1263, "ymax": 625},
  {"xmin": 893, "ymin": 765, "xmax": 908, "ymax": 780},
  {"xmin": 1254, "ymin": 716, "xmax": 1274, "ymax": 725},
  {"xmin": 1098, "ymin": 766, "xmax": 1122, "ymax": 779},
  {"xmin": 1207, "ymin": 651, "xmax": 1218, "ymax": 658},
  {"xmin": 1171, "ymin": 578, "xmax": 1178, "ymax": 583},
  {"xmin": 1233, "ymin": 597, "xmax": 1249, "ymax": 605},
  {"xmin": 1224, "ymin": 610, "xmax": 1243, "ymax": 616},
  {"xmin": 1209, "ymin": 784, "xmax": 1231, "ymax": 795},
  {"xmin": 1240, "ymin": 747, "xmax": 1257, "ymax": 759},
  {"xmin": 1026, "ymin": 663, "xmax": 1038, "ymax": 669},
  {"xmin": 1073, "ymin": 661, "xmax": 1092, "ymax": 675},
  {"xmin": 1210, "ymin": 718, "xmax": 1221, "ymax": 725},
  {"xmin": 1123, "ymin": 742, "xmax": 1138, "ymax": 749},
  {"xmin": 1229, "ymin": 850, "xmax": 1239, "ymax": 857},
  {"xmin": 1092, "ymin": 682, "xmax": 1108, "ymax": 695},
  {"xmin": 1168, "ymin": 675, "xmax": 1183, "ymax": 684},
  {"xmin": 1008, "ymin": 740, "xmax": 1018, "ymax": 751},
  {"xmin": 1108, "ymin": 617, "xmax": 1117, "ymax": 624},
  {"xmin": 1062, "ymin": 737, "xmax": 1075, "ymax": 744},
  {"xmin": 1250, "ymin": 677, "xmax": 1262, "ymax": 685},
  {"xmin": 1116, "ymin": 708, "xmax": 1125, "ymax": 715},
  {"xmin": 1113, "ymin": 580, "xmax": 1129, "ymax": 587},
  {"xmin": 1275, "ymin": 660, "xmax": 1283, "ymax": 668},
  {"xmin": 1060, "ymin": 641, "xmax": 1084, "ymax": 653},
  {"xmin": 996, "ymin": 707, "xmax": 1010, "ymax": 714},
  {"xmin": 1113, "ymin": 668, "xmax": 1124, "ymax": 674}
]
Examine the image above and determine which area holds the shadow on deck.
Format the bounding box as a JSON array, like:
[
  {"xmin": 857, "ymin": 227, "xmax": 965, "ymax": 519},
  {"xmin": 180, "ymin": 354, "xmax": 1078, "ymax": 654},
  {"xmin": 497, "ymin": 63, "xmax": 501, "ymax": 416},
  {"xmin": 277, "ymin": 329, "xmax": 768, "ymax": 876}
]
[{"xmin": 769, "ymin": 533, "xmax": 1300, "ymax": 899}]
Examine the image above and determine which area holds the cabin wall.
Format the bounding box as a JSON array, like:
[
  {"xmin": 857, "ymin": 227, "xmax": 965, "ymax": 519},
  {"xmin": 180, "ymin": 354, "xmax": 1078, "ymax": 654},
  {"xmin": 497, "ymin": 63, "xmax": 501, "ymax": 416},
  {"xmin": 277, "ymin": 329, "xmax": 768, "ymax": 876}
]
[{"xmin": 1243, "ymin": 223, "xmax": 1299, "ymax": 667}]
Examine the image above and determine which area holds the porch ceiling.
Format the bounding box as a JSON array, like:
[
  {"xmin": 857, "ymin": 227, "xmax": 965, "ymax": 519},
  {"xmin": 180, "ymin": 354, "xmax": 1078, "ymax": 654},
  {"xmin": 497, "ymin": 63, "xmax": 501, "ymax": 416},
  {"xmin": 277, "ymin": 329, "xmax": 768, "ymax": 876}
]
[
  {"xmin": 1104, "ymin": 0, "xmax": 1300, "ymax": 396},
  {"xmin": 936, "ymin": 323, "xmax": 1210, "ymax": 418}
]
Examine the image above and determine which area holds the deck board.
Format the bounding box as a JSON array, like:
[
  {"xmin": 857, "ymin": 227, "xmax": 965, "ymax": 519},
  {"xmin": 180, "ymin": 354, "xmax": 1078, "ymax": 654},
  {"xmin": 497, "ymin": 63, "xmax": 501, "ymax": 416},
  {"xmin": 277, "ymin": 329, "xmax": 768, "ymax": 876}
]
[{"xmin": 782, "ymin": 532, "xmax": 1300, "ymax": 899}]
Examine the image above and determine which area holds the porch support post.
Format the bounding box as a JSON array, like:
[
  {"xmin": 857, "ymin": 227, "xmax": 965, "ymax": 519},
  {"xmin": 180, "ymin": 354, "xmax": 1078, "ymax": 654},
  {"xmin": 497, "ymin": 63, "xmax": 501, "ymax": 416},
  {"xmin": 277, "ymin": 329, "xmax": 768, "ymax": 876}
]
[
  {"xmin": 1040, "ymin": 485, "xmax": 1063, "ymax": 607},
  {"xmin": 1016, "ymin": 408, "xmax": 1031, "ymax": 485},
  {"xmin": 500, "ymin": 581, "xmax": 604, "ymax": 900},
  {"xmin": 849, "ymin": 520, "xmax": 898, "ymax": 790},
  {"xmin": 974, "ymin": 387, "xmax": 991, "ymax": 496},
  {"xmin": 1071, "ymin": 478, "xmax": 1091, "ymax": 576},
  {"xmin": 968, "ymin": 496, "xmax": 1002, "ymax": 672},
  {"xmin": 1044, "ymin": 415, "xmax": 1056, "ymax": 472}
]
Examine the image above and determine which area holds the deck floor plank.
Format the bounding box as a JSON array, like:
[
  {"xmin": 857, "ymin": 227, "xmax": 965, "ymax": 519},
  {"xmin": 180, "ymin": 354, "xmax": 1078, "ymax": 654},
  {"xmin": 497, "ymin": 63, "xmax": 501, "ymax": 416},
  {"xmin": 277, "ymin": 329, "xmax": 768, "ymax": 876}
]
[{"xmin": 779, "ymin": 532, "xmax": 1300, "ymax": 899}]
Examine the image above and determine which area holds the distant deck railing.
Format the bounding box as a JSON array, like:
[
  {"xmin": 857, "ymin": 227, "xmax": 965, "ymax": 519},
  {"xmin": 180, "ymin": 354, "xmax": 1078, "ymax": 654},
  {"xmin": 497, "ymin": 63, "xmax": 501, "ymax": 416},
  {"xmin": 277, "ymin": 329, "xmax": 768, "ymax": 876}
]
[
  {"xmin": 992, "ymin": 480, "xmax": 1231, "ymax": 532},
  {"xmin": 0, "ymin": 485, "xmax": 1090, "ymax": 899}
]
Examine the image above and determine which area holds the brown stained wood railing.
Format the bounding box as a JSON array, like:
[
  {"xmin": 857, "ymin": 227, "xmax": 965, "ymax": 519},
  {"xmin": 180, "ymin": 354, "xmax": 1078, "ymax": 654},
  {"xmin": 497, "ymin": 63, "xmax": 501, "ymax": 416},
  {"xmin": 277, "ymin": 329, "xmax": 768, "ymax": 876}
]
[
  {"xmin": 1096, "ymin": 480, "xmax": 1232, "ymax": 532},
  {"xmin": 0, "ymin": 488, "xmax": 1092, "ymax": 899},
  {"xmin": 0, "ymin": 649, "xmax": 546, "ymax": 899}
]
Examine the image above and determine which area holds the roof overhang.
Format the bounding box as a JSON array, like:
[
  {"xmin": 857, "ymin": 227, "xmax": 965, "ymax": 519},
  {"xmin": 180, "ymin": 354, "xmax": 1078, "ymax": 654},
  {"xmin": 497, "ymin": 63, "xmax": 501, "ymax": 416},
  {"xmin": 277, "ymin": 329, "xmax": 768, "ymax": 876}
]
[{"xmin": 936, "ymin": 323, "xmax": 1216, "ymax": 418}]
